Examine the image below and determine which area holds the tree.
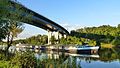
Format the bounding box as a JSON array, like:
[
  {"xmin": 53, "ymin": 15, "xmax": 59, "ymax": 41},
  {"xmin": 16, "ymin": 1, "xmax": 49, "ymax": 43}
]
[
  {"xmin": 60, "ymin": 37, "xmax": 66, "ymax": 44},
  {"xmin": 70, "ymin": 25, "xmax": 120, "ymax": 46},
  {"xmin": 13, "ymin": 34, "xmax": 48, "ymax": 45},
  {"xmin": 0, "ymin": 0, "xmax": 32, "ymax": 51},
  {"xmin": 111, "ymin": 37, "xmax": 120, "ymax": 46},
  {"xmin": 0, "ymin": 19, "xmax": 8, "ymax": 41},
  {"xmin": 118, "ymin": 24, "xmax": 120, "ymax": 28},
  {"xmin": 0, "ymin": 0, "xmax": 11, "ymax": 41},
  {"xmin": 50, "ymin": 36, "xmax": 56, "ymax": 44},
  {"xmin": 6, "ymin": 21, "xmax": 24, "ymax": 50},
  {"xmin": 41, "ymin": 35, "xmax": 48, "ymax": 44}
]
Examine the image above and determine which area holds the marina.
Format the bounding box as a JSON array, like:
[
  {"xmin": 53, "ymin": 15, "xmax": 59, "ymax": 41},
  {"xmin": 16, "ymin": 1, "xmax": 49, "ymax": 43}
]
[{"xmin": 15, "ymin": 43, "xmax": 100, "ymax": 54}]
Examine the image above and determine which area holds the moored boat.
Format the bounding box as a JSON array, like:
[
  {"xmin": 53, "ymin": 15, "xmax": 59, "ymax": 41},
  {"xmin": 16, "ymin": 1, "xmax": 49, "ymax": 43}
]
[
  {"xmin": 76, "ymin": 45, "xmax": 99, "ymax": 50},
  {"xmin": 66, "ymin": 45, "xmax": 99, "ymax": 50},
  {"xmin": 65, "ymin": 45, "xmax": 100, "ymax": 54}
]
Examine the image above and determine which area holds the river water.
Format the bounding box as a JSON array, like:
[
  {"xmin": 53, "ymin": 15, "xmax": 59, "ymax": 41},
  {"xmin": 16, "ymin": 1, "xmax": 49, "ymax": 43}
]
[
  {"xmin": 1, "ymin": 46, "xmax": 120, "ymax": 68},
  {"xmin": 34, "ymin": 48, "xmax": 120, "ymax": 68}
]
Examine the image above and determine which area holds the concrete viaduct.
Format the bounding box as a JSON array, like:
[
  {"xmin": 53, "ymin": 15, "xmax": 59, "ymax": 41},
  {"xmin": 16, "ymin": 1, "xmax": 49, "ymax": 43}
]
[{"xmin": 9, "ymin": 1, "xmax": 69, "ymax": 44}]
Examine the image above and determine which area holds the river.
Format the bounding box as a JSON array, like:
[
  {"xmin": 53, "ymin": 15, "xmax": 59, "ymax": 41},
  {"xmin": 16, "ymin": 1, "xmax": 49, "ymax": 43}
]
[{"xmin": 1, "ymin": 45, "xmax": 120, "ymax": 68}]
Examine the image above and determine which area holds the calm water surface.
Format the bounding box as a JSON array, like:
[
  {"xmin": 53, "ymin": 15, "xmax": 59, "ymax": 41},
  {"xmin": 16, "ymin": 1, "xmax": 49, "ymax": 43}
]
[
  {"xmin": 33, "ymin": 48, "xmax": 120, "ymax": 68},
  {"xmin": 1, "ymin": 46, "xmax": 120, "ymax": 68}
]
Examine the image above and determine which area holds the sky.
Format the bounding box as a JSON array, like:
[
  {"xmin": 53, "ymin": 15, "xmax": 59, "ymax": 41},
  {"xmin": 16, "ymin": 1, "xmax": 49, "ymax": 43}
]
[{"xmin": 17, "ymin": 0, "xmax": 120, "ymax": 39}]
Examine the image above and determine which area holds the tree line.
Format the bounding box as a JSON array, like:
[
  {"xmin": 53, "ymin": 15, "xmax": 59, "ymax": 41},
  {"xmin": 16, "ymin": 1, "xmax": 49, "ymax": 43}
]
[
  {"xmin": 13, "ymin": 35, "xmax": 48, "ymax": 45},
  {"xmin": 70, "ymin": 25, "xmax": 120, "ymax": 46}
]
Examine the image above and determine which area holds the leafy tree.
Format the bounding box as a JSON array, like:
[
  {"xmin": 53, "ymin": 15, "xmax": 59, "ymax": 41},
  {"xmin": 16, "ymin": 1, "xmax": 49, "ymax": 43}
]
[
  {"xmin": 0, "ymin": 0, "xmax": 32, "ymax": 50},
  {"xmin": 13, "ymin": 34, "xmax": 48, "ymax": 45},
  {"xmin": 71, "ymin": 24, "xmax": 120, "ymax": 46},
  {"xmin": 0, "ymin": 0, "xmax": 11, "ymax": 41},
  {"xmin": 50, "ymin": 36, "xmax": 56, "ymax": 44},
  {"xmin": 41, "ymin": 35, "xmax": 48, "ymax": 44},
  {"xmin": 0, "ymin": 19, "xmax": 8, "ymax": 41},
  {"xmin": 6, "ymin": 21, "xmax": 24, "ymax": 50},
  {"xmin": 118, "ymin": 24, "xmax": 120, "ymax": 29},
  {"xmin": 111, "ymin": 37, "xmax": 120, "ymax": 46},
  {"xmin": 60, "ymin": 37, "xmax": 67, "ymax": 44}
]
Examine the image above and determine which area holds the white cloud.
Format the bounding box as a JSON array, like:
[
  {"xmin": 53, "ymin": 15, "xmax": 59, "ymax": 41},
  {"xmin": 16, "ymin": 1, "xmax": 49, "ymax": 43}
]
[
  {"xmin": 59, "ymin": 21, "xmax": 84, "ymax": 32},
  {"xmin": 16, "ymin": 24, "xmax": 47, "ymax": 39}
]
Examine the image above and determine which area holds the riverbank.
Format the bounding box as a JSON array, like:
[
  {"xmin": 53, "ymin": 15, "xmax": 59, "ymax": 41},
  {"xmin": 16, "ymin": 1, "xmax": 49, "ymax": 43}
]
[
  {"xmin": 1, "ymin": 47, "xmax": 120, "ymax": 68},
  {"xmin": 0, "ymin": 50, "xmax": 81, "ymax": 68}
]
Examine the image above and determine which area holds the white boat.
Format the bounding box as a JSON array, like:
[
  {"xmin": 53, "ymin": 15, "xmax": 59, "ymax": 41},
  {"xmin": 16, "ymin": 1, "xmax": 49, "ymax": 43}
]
[
  {"xmin": 65, "ymin": 45, "xmax": 100, "ymax": 51},
  {"xmin": 69, "ymin": 53, "xmax": 99, "ymax": 58},
  {"xmin": 77, "ymin": 45, "xmax": 99, "ymax": 50}
]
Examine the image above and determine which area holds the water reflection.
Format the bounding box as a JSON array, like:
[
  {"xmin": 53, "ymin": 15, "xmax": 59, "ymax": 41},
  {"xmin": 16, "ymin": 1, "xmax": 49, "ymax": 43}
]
[
  {"xmin": 34, "ymin": 48, "xmax": 120, "ymax": 68},
  {"xmin": 1, "ymin": 46, "xmax": 120, "ymax": 68}
]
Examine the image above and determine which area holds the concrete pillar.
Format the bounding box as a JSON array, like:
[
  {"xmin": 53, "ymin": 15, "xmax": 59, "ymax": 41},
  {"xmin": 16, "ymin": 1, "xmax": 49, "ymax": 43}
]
[
  {"xmin": 53, "ymin": 32, "xmax": 64, "ymax": 44},
  {"xmin": 64, "ymin": 34, "xmax": 67, "ymax": 38},
  {"xmin": 54, "ymin": 32, "xmax": 60, "ymax": 43},
  {"xmin": 54, "ymin": 32, "xmax": 59, "ymax": 40},
  {"xmin": 59, "ymin": 33, "xmax": 63, "ymax": 39},
  {"xmin": 48, "ymin": 31, "xmax": 52, "ymax": 45},
  {"xmin": 48, "ymin": 31, "xmax": 67, "ymax": 44}
]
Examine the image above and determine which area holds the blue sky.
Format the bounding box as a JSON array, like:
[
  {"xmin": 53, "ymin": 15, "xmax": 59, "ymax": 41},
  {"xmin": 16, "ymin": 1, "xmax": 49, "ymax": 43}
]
[{"xmin": 18, "ymin": 0, "xmax": 120, "ymax": 39}]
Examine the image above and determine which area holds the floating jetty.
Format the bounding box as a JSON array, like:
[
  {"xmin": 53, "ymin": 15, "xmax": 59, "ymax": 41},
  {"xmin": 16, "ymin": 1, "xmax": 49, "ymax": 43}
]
[{"xmin": 15, "ymin": 43, "xmax": 100, "ymax": 54}]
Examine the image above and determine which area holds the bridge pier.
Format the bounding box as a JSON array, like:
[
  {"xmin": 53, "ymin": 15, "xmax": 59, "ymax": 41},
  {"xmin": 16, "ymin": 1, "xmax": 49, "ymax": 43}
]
[
  {"xmin": 48, "ymin": 31, "xmax": 67, "ymax": 45},
  {"xmin": 48, "ymin": 31, "xmax": 60, "ymax": 45},
  {"xmin": 59, "ymin": 33, "xmax": 63, "ymax": 39},
  {"xmin": 54, "ymin": 32, "xmax": 59, "ymax": 40},
  {"xmin": 54, "ymin": 32, "xmax": 59, "ymax": 43},
  {"xmin": 63, "ymin": 34, "xmax": 67, "ymax": 38},
  {"xmin": 48, "ymin": 31, "xmax": 52, "ymax": 45}
]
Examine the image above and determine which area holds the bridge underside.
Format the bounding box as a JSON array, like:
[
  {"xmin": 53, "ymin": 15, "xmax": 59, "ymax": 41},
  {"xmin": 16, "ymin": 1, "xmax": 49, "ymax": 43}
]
[
  {"xmin": 11, "ymin": 1, "xmax": 69, "ymax": 35},
  {"xmin": 9, "ymin": 1, "xmax": 69, "ymax": 44}
]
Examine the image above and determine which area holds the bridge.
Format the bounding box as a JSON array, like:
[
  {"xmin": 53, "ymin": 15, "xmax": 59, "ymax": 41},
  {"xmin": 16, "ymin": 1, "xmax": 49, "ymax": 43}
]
[{"xmin": 8, "ymin": 1, "xmax": 69, "ymax": 44}]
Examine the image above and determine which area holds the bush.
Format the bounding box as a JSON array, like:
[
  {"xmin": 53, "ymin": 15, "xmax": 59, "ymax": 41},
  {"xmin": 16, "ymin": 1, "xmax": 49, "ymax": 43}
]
[
  {"xmin": 111, "ymin": 37, "xmax": 120, "ymax": 46},
  {"xmin": 10, "ymin": 52, "xmax": 37, "ymax": 68}
]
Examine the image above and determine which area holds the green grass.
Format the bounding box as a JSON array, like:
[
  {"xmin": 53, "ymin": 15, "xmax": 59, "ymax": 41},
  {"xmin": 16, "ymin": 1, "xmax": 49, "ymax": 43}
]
[
  {"xmin": 0, "ymin": 61, "xmax": 10, "ymax": 68},
  {"xmin": 0, "ymin": 61, "xmax": 19, "ymax": 68},
  {"xmin": 101, "ymin": 43, "xmax": 113, "ymax": 48}
]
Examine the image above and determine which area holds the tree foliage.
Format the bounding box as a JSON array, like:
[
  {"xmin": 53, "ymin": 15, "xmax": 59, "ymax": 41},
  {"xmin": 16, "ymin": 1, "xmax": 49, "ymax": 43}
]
[
  {"xmin": 0, "ymin": 19, "xmax": 8, "ymax": 41},
  {"xmin": 0, "ymin": 0, "xmax": 32, "ymax": 41},
  {"xmin": 50, "ymin": 36, "xmax": 56, "ymax": 44},
  {"xmin": 13, "ymin": 34, "xmax": 48, "ymax": 45},
  {"xmin": 0, "ymin": 0, "xmax": 33, "ymax": 51},
  {"xmin": 70, "ymin": 25, "xmax": 120, "ymax": 46}
]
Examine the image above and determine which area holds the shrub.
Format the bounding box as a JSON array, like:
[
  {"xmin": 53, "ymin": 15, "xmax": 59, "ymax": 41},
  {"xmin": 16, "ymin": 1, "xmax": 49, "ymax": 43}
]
[
  {"xmin": 111, "ymin": 37, "xmax": 120, "ymax": 46},
  {"xmin": 10, "ymin": 52, "xmax": 37, "ymax": 68}
]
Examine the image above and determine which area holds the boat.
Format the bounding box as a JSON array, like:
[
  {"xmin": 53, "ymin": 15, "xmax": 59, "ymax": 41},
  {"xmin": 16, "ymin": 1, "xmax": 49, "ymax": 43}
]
[
  {"xmin": 66, "ymin": 45, "xmax": 99, "ymax": 50},
  {"xmin": 76, "ymin": 45, "xmax": 99, "ymax": 50},
  {"xmin": 65, "ymin": 45, "xmax": 100, "ymax": 54},
  {"xmin": 68, "ymin": 53, "xmax": 100, "ymax": 58}
]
